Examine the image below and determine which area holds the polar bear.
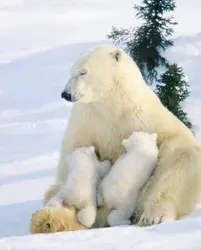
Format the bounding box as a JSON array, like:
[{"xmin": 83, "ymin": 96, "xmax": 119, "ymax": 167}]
[
  {"xmin": 47, "ymin": 146, "xmax": 111, "ymax": 228},
  {"xmin": 97, "ymin": 131, "xmax": 158, "ymax": 227},
  {"xmin": 44, "ymin": 45, "xmax": 201, "ymax": 227}
]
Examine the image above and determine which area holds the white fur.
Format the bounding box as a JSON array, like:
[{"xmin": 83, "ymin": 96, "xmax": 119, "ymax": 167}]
[
  {"xmin": 46, "ymin": 45, "xmax": 201, "ymax": 227},
  {"xmin": 48, "ymin": 146, "xmax": 111, "ymax": 228},
  {"xmin": 97, "ymin": 132, "xmax": 158, "ymax": 226}
]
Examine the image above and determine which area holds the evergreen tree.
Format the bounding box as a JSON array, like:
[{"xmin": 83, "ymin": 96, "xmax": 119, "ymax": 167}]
[
  {"xmin": 155, "ymin": 63, "xmax": 192, "ymax": 129},
  {"xmin": 107, "ymin": 0, "xmax": 177, "ymax": 84},
  {"xmin": 108, "ymin": 0, "xmax": 192, "ymax": 129}
]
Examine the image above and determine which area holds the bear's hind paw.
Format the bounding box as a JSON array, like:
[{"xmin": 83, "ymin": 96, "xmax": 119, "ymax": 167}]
[{"xmin": 138, "ymin": 210, "xmax": 176, "ymax": 227}]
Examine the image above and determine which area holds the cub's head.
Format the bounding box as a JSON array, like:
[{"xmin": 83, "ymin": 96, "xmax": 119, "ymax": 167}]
[
  {"xmin": 74, "ymin": 146, "xmax": 95, "ymax": 155},
  {"xmin": 61, "ymin": 45, "xmax": 137, "ymax": 103},
  {"xmin": 30, "ymin": 204, "xmax": 86, "ymax": 234},
  {"xmin": 122, "ymin": 132, "xmax": 158, "ymax": 153},
  {"xmin": 66, "ymin": 146, "xmax": 97, "ymax": 168}
]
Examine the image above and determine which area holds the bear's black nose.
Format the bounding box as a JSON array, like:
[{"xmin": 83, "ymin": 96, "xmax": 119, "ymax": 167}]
[{"xmin": 61, "ymin": 91, "xmax": 72, "ymax": 101}]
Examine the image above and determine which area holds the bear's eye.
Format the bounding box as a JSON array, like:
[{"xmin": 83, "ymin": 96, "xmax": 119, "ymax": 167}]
[
  {"xmin": 45, "ymin": 223, "xmax": 51, "ymax": 229},
  {"xmin": 80, "ymin": 72, "xmax": 87, "ymax": 76}
]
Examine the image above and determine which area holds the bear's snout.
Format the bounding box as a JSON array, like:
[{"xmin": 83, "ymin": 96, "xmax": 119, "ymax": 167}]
[{"xmin": 61, "ymin": 91, "xmax": 72, "ymax": 102}]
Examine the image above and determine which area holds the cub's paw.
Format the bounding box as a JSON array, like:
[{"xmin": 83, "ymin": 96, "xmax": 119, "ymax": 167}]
[
  {"xmin": 77, "ymin": 206, "xmax": 96, "ymax": 228},
  {"xmin": 138, "ymin": 203, "xmax": 176, "ymax": 227},
  {"xmin": 46, "ymin": 194, "xmax": 68, "ymax": 207},
  {"xmin": 46, "ymin": 195, "xmax": 62, "ymax": 207},
  {"xmin": 107, "ymin": 210, "xmax": 131, "ymax": 227}
]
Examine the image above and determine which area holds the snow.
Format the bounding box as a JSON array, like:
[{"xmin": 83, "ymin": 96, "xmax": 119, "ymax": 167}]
[
  {"xmin": 1, "ymin": 222, "xmax": 201, "ymax": 250},
  {"xmin": 0, "ymin": 0, "xmax": 201, "ymax": 249}
]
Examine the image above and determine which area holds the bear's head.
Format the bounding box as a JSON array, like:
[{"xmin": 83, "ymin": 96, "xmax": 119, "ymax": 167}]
[
  {"xmin": 61, "ymin": 45, "xmax": 142, "ymax": 103},
  {"xmin": 122, "ymin": 131, "xmax": 158, "ymax": 154}
]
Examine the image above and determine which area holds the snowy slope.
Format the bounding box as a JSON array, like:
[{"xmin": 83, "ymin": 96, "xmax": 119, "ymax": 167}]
[
  {"xmin": 0, "ymin": 0, "xmax": 201, "ymax": 249},
  {"xmin": 1, "ymin": 222, "xmax": 201, "ymax": 250}
]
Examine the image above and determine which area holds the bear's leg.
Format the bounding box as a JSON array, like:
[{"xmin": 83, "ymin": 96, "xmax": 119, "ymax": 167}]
[
  {"xmin": 136, "ymin": 146, "xmax": 201, "ymax": 226},
  {"xmin": 77, "ymin": 205, "xmax": 97, "ymax": 228}
]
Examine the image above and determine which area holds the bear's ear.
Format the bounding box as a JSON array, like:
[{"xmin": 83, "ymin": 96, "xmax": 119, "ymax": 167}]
[{"xmin": 111, "ymin": 49, "xmax": 121, "ymax": 62}]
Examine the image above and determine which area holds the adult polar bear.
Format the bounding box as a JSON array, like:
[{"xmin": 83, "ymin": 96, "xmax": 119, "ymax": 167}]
[{"xmin": 44, "ymin": 45, "xmax": 201, "ymax": 227}]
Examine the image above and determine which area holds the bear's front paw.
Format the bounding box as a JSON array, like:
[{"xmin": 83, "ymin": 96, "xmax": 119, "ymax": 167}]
[{"xmin": 138, "ymin": 203, "xmax": 176, "ymax": 227}]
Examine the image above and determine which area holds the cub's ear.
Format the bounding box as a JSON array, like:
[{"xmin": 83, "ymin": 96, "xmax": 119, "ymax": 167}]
[
  {"xmin": 122, "ymin": 139, "xmax": 129, "ymax": 148},
  {"xmin": 151, "ymin": 133, "xmax": 158, "ymax": 141},
  {"xmin": 55, "ymin": 201, "xmax": 63, "ymax": 208},
  {"xmin": 86, "ymin": 146, "xmax": 95, "ymax": 154},
  {"xmin": 111, "ymin": 49, "xmax": 121, "ymax": 62}
]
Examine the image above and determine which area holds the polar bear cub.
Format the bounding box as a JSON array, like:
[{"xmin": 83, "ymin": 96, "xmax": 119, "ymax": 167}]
[
  {"xmin": 47, "ymin": 146, "xmax": 111, "ymax": 228},
  {"xmin": 97, "ymin": 131, "xmax": 158, "ymax": 226}
]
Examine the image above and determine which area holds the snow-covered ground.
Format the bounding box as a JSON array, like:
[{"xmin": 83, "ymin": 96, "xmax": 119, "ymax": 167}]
[{"xmin": 0, "ymin": 0, "xmax": 201, "ymax": 249}]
